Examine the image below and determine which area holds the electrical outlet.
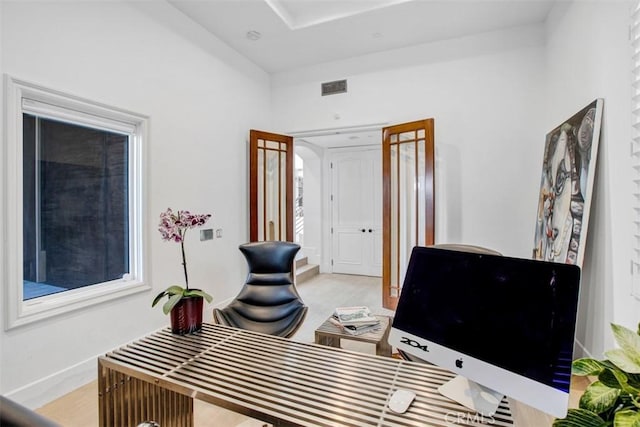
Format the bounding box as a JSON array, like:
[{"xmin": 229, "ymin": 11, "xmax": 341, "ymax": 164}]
[{"xmin": 215, "ymin": 228, "xmax": 223, "ymax": 238}]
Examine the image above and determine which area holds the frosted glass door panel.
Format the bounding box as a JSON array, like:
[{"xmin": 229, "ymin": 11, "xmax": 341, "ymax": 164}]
[
  {"xmin": 250, "ymin": 131, "xmax": 293, "ymax": 242},
  {"xmin": 383, "ymin": 120, "xmax": 434, "ymax": 309}
]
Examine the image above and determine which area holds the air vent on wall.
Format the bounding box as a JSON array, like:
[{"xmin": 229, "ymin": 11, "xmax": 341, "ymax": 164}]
[{"xmin": 321, "ymin": 79, "xmax": 347, "ymax": 96}]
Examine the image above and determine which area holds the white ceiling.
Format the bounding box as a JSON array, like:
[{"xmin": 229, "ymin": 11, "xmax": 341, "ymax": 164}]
[
  {"xmin": 166, "ymin": 0, "xmax": 556, "ymax": 148},
  {"xmin": 295, "ymin": 127, "xmax": 384, "ymax": 149},
  {"xmin": 167, "ymin": 0, "xmax": 556, "ymax": 74}
]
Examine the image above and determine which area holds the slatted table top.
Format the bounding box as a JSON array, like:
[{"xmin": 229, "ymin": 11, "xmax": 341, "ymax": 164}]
[{"xmin": 99, "ymin": 323, "xmax": 514, "ymax": 427}]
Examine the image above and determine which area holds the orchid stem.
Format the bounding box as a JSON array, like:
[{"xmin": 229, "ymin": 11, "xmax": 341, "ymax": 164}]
[{"xmin": 181, "ymin": 233, "xmax": 189, "ymax": 289}]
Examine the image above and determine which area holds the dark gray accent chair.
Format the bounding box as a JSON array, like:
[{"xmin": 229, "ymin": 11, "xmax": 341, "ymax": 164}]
[
  {"xmin": 0, "ymin": 395, "xmax": 60, "ymax": 427},
  {"xmin": 213, "ymin": 241, "xmax": 308, "ymax": 338}
]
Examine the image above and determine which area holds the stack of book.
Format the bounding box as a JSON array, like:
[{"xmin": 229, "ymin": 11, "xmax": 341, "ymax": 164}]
[{"xmin": 330, "ymin": 306, "xmax": 381, "ymax": 335}]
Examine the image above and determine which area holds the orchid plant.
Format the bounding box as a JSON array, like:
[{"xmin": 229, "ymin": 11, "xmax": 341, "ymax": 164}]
[{"xmin": 152, "ymin": 208, "xmax": 214, "ymax": 314}]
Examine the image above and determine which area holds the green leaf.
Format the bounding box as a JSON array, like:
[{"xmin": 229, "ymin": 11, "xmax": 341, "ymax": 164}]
[
  {"xmin": 553, "ymin": 408, "xmax": 607, "ymax": 427},
  {"xmin": 152, "ymin": 285, "xmax": 186, "ymax": 309},
  {"xmin": 580, "ymin": 381, "xmax": 621, "ymax": 414},
  {"xmin": 600, "ymin": 367, "xmax": 627, "ymax": 389},
  {"xmin": 184, "ymin": 289, "xmax": 213, "ymax": 303},
  {"xmin": 609, "ymin": 324, "xmax": 640, "ymax": 374},
  {"xmin": 574, "ymin": 358, "xmax": 607, "ymax": 376},
  {"xmin": 151, "ymin": 291, "xmax": 168, "ymax": 307},
  {"xmin": 601, "ymin": 365, "xmax": 640, "ymax": 395},
  {"xmin": 613, "ymin": 409, "xmax": 640, "ymax": 427},
  {"xmin": 629, "ymin": 373, "xmax": 640, "ymax": 390},
  {"xmin": 164, "ymin": 285, "xmax": 186, "ymax": 295},
  {"xmin": 632, "ymin": 394, "xmax": 640, "ymax": 410},
  {"xmin": 162, "ymin": 293, "xmax": 183, "ymax": 315},
  {"xmin": 607, "ymin": 348, "xmax": 640, "ymax": 375}
]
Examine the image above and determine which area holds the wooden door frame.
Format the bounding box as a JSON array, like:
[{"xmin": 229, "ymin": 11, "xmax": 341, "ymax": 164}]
[
  {"xmin": 249, "ymin": 130, "xmax": 294, "ymax": 242},
  {"xmin": 382, "ymin": 119, "xmax": 435, "ymax": 310}
]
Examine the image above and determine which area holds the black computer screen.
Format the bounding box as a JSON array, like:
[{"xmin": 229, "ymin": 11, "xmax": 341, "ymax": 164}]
[{"xmin": 393, "ymin": 246, "xmax": 581, "ymax": 393}]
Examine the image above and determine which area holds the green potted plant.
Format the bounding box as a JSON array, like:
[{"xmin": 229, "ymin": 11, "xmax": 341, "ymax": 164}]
[
  {"xmin": 553, "ymin": 322, "xmax": 640, "ymax": 427},
  {"xmin": 152, "ymin": 208, "xmax": 214, "ymax": 334}
]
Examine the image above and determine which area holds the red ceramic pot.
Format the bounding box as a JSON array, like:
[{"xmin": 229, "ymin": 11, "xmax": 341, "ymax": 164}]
[{"xmin": 170, "ymin": 294, "xmax": 204, "ymax": 335}]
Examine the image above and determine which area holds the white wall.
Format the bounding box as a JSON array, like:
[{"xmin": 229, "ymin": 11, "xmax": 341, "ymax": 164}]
[
  {"xmin": 0, "ymin": 1, "xmax": 271, "ymax": 407},
  {"xmin": 545, "ymin": 0, "xmax": 640, "ymax": 357},
  {"xmin": 3, "ymin": 0, "xmax": 638, "ymax": 411},
  {"xmin": 272, "ymin": 1, "xmax": 640, "ymax": 360},
  {"xmin": 272, "ymin": 25, "xmax": 548, "ymax": 258}
]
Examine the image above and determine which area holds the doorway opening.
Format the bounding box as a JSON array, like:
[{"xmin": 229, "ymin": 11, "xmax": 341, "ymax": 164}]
[
  {"xmin": 293, "ymin": 127, "xmax": 384, "ymax": 276},
  {"xmin": 295, "ymin": 154, "xmax": 304, "ymax": 246}
]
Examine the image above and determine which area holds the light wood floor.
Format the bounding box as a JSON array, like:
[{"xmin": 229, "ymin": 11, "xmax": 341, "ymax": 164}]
[{"xmin": 35, "ymin": 273, "xmax": 587, "ymax": 427}]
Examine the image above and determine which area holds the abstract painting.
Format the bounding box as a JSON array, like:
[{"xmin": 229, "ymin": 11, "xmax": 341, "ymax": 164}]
[{"xmin": 533, "ymin": 99, "xmax": 603, "ymax": 266}]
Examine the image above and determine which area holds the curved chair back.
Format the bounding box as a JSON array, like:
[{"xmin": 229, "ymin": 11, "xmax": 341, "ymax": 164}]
[{"xmin": 213, "ymin": 241, "xmax": 308, "ymax": 338}]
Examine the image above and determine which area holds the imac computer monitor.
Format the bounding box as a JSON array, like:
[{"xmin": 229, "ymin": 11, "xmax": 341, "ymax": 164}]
[{"xmin": 388, "ymin": 246, "xmax": 581, "ymax": 418}]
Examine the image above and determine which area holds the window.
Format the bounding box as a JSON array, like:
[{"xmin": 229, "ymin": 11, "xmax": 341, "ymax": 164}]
[
  {"xmin": 632, "ymin": 2, "xmax": 640, "ymax": 298},
  {"xmin": 3, "ymin": 76, "xmax": 149, "ymax": 328}
]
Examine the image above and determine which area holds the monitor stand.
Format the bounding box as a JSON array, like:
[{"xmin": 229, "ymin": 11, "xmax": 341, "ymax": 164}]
[{"xmin": 438, "ymin": 375, "xmax": 504, "ymax": 416}]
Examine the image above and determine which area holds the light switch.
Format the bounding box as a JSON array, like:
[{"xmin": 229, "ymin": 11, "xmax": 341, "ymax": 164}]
[{"xmin": 200, "ymin": 229, "xmax": 214, "ymax": 241}]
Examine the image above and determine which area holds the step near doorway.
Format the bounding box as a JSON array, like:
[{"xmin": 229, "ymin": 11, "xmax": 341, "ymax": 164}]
[{"xmin": 295, "ymin": 255, "xmax": 319, "ymax": 283}]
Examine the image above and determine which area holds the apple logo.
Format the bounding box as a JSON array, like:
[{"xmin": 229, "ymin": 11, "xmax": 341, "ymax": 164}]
[{"xmin": 455, "ymin": 358, "xmax": 463, "ymax": 369}]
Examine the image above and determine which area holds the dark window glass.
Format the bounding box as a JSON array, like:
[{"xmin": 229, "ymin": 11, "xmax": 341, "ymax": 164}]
[{"xmin": 22, "ymin": 114, "xmax": 129, "ymax": 300}]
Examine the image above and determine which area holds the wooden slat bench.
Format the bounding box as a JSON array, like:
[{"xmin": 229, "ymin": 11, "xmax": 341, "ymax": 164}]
[{"xmin": 98, "ymin": 323, "xmax": 514, "ymax": 426}]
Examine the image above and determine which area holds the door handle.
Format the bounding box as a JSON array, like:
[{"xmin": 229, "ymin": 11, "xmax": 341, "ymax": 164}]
[
  {"xmin": 361, "ymin": 229, "xmax": 366, "ymax": 233},
  {"xmin": 368, "ymin": 229, "xmax": 373, "ymax": 233}
]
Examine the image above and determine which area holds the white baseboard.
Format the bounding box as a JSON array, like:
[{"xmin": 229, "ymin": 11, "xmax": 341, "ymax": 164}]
[
  {"xmin": 6, "ymin": 303, "xmax": 238, "ymax": 411},
  {"xmin": 573, "ymin": 338, "xmax": 592, "ymax": 360},
  {"xmin": 5, "ymin": 356, "xmax": 97, "ymax": 410}
]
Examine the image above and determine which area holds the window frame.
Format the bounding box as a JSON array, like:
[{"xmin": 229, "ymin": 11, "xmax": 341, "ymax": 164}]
[
  {"xmin": 631, "ymin": 2, "xmax": 640, "ymax": 299},
  {"xmin": 3, "ymin": 75, "xmax": 150, "ymax": 329}
]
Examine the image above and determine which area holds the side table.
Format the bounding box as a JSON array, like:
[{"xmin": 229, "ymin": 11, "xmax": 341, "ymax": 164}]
[{"xmin": 314, "ymin": 314, "xmax": 392, "ymax": 357}]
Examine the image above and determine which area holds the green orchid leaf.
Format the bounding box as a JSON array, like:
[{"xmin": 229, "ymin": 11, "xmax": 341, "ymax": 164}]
[
  {"xmin": 613, "ymin": 409, "xmax": 640, "ymax": 427},
  {"xmin": 184, "ymin": 289, "xmax": 213, "ymax": 303},
  {"xmin": 152, "ymin": 285, "xmax": 186, "ymax": 308},
  {"xmin": 164, "ymin": 285, "xmax": 187, "ymax": 296},
  {"xmin": 162, "ymin": 293, "xmax": 183, "ymax": 315},
  {"xmin": 580, "ymin": 381, "xmax": 621, "ymax": 414},
  {"xmin": 553, "ymin": 408, "xmax": 607, "ymax": 427},
  {"xmin": 608, "ymin": 324, "xmax": 640, "ymax": 374},
  {"xmin": 574, "ymin": 358, "xmax": 607, "ymax": 376},
  {"xmin": 151, "ymin": 291, "xmax": 168, "ymax": 307}
]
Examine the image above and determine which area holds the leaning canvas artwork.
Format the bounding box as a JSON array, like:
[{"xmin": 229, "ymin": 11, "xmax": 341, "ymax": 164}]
[{"xmin": 533, "ymin": 99, "xmax": 603, "ymax": 266}]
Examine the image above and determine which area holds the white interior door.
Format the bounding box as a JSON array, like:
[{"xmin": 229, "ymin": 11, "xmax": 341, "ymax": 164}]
[{"xmin": 330, "ymin": 148, "xmax": 382, "ymax": 276}]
